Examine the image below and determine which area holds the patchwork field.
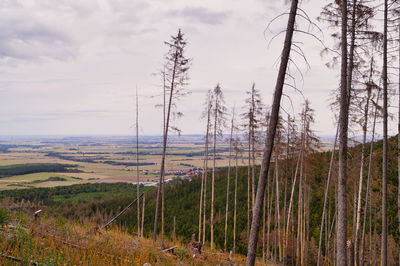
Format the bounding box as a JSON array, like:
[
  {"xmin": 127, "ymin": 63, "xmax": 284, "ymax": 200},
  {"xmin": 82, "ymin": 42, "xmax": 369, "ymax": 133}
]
[{"xmin": 0, "ymin": 135, "xmax": 261, "ymax": 190}]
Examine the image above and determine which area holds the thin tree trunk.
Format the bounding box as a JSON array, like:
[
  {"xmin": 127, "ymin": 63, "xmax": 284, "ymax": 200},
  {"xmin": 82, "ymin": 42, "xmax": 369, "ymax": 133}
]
[
  {"xmin": 251, "ymin": 85, "xmax": 256, "ymax": 214},
  {"xmin": 318, "ymin": 124, "xmax": 338, "ymax": 265},
  {"xmin": 285, "ymin": 145, "xmax": 302, "ymax": 264},
  {"xmin": 141, "ymin": 193, "xmax": 145, "ymax": 237},
  {"xmin": 337, "ymin": 0, "xmax": 349, "ymax": 264},
  {"xmin": 381, "ymin": 1, "xmax": 388, "ymax": 265},
  {"xmin": 262, "ymin": 189, "xmax": 266, "ymax": 263},
  {"xmin": 154, "ymin": 58, "xmax": 178, "ymax": 242},
  {"xmin": 246, "ymin": 1, "xmax": 298, "ymax": 263},
  {"xmin": 354, "ymin": 66, "xmax": 372, "ymax": 266},
  {"xmin": 224, "ymin": 109, "xmax": 235, "ymax": 251},
  {"xmin": 198, "ymin": 153, "xmax": 204, "ymax": 242},
  {"xmin": 266, "ymin": 167, "xmax": 273, "ymax": 260},
  {"xmin": 360, "ymin": 89, "xmax": 379, "ymax": 265},
  {"xmin": 136, "ymin": 89, "xmax": 141, "ymax": 237},
  {"xmin": 211, "ymin": 94, "xmax": 219, "ymax": 250},
  {"xmin": 248, "ymin": 123, "xmax": 252, "ymax": 241},
  {"xmin": 202, "ymin": 109, "xmax": 211, "ymax": 246},
  {"xmin": 398, "ymin": 23, "xmax": 400, "ymax": 266},
  {"xmin": 347, "ymin": 3, "xmax": 357, "ymax": 264},
  {"xmin": 233, "ymin": 149, "xmax": 238, "ymax": 254},
  {"xmin": 274, "ymin": 138, "xmax": 282, "ymax": 262}
]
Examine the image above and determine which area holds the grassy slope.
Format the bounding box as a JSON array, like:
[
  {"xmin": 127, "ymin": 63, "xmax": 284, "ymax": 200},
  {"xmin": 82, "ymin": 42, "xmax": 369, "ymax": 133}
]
[{"xmin": 0, "ymin": 212, "xmax": 248, "ymax": 265}]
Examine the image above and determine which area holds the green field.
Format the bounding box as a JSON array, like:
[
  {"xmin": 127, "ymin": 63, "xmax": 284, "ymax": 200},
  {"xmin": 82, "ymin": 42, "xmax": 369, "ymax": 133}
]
[{"xmin": 0, "ymin": 136, "xmax": 259, "ymax": 190}]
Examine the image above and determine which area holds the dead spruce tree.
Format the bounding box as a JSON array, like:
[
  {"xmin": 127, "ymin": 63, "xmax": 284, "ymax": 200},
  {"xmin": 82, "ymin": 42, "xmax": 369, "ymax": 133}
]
[
  {"xmin": 397, "ymin": 8, "xmax": 400, "ymax": 265},
  {"xmin": 199, "ymin": 90, "xmax": 213, "ymax": 244},
  {"xmin": 381, "ymin": 1, "xmax": 388, "ymax": 264},
  {"xmin": 360, "ymin": 80, "xmax": 381, "ymax": 265},
  {"xmin": 337, "ymin": 0, "xmax": 349, "ymax": 264},
  {"xmin": 232, "ymin": 133, "xmax": 242, "ymax": 255},
  {"xmin": 241, "ymin": 83, "xmax": 263, "ymax": 240},
  {"xmin": 319, "ymin": 1, "xmax": 378, "ymax": 264},
  {"xmin": 295, "ymin": 100, "xmax": 319, "ymax": 265},
  {"xmin": 153, "ymin": 29, "xmax": 191, "ymax": 243},
  {"xmin": 210, "ymin": 84, "xmax": 227, "ymax": 250},
  {"xmin": 135, "ymin": 89, "xmax": 140, "ymax": 237},
  {"xmin": 224, "ymin": 106, "xmax": 236, "ymax": 251},
  {"xmin": 246, "ymin": 0, "xmax": 299, "ymax": 264}
]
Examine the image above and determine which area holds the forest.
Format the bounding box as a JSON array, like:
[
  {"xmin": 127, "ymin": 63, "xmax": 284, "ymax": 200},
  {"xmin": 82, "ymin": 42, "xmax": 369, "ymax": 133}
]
[{"xmin": 0, "ymin": 163, "xmax": 81, "ymax": 178}]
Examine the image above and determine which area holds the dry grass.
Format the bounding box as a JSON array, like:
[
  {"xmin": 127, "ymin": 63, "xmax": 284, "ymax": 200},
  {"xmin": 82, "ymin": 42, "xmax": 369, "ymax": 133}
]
[{"xmin": 0, "ymin": 212, "xmax": 250, "ymax": 265}]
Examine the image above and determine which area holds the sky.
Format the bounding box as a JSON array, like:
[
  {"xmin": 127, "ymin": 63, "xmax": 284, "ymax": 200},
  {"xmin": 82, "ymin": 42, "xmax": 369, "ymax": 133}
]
[{"xmin": 0, "ymin": 0, "xmax": 395, "ymax": 137}]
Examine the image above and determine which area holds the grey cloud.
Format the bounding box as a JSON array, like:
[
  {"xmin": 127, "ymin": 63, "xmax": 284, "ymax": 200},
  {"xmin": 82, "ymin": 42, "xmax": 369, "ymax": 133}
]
[
  {"xmin": 0, "ymin": 13, "xmax": 76, "ymax": 62},
  {"xmin": 167, "ymin": 7, "xmax": 231, "ymax": 25},
  {"xmin": 0, "ymin": 109, "xmax": 113, "ymax": 123}
]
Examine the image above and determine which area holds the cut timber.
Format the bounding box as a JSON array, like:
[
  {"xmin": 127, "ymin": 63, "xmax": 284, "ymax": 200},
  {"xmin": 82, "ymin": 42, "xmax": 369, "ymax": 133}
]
[{"xmin": 103, "ymin": 193, "xmax": 144, "ymax": 229}]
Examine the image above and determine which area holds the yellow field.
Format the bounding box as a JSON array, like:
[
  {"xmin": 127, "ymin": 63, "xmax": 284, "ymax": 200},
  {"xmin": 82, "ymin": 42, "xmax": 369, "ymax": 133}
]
[{"xmin": 0, "ymin": 136, "xmax": 258, "ymax": 190}]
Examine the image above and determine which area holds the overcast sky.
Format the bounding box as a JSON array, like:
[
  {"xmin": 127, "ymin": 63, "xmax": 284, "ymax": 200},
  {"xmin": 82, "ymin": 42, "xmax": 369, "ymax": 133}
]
[{"xmin": 0, "ymin": 0, "xmax": 395, "ymax": 137}]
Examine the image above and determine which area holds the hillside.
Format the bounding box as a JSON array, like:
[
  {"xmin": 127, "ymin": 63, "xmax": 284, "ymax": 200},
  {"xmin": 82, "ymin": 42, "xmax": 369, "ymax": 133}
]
[
  {"xmin": 0, "ymin": 209, "xmax": 247, "ymax": 265},
  {"xmin": 1, "ymin": 136, "xmax": 400, "ymax": 264}
]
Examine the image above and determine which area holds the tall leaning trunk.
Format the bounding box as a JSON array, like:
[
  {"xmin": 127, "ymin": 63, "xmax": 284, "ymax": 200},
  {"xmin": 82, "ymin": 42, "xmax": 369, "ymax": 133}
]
[
  {"xmin": 337, "ymin": 0, "xmax": 349, "ymax": 265},
  {"xmin": 246, "ymin": 0, "xmax": 298, "ymax": 264},
  {"xmin": 354, "ymin": 67, "xmax": 372, "ymax": 266},
  {"xmin": 317, "ymin": 123, "xmax": 339, "ymax": 265},
  {"xmin": 224, "ymin": 111, "xmax": 235, "ymax": 251},
  {"xmin": 153, "ymin": 53, "xmax": 178, "ymax": 242},
  {"xmin": 381, "ymin": 1, "xmax": 388, "ymax": 265}
]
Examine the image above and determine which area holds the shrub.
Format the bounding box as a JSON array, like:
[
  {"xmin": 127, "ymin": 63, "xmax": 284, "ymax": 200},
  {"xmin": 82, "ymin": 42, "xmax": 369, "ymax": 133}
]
[{"xmin": 0, "ymin": 207, "xmax": 10, "ymax": 226}]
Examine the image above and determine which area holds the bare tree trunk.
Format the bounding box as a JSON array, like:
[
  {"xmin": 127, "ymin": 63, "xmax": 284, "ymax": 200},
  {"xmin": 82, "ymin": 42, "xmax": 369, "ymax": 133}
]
[
  {"xmin": 224, "ymin": 109, "xmax": 235, "ymax": 251},
  {"xmin": 354, "ymin": 66, "xmax": 372, "ymax": 266},
  {"xmin": 154, "ymin": 59, "xmax": 177, "ymax": 242},
  {"xmin": 248, "ymin": 124, "xmax": 252, "ymax": 241},
  {"xmin": 251, "ymin": 85, "xmax": 256, "ymax": 214},
  {"xmin": 141, "ymin": 193, "xmax": 145, "ymax": 237},
  {"xmin": 202, "ymin": 96, "xmax": 212, "ymax": 245},
  {"xmin": 282, "ymin": 125, "xmax": 288, "ymax": 264},
  {"xmin": 381, "ymin": 1, "xmax": 388, "ymax": 265},
  {"xmin": 266, "ymin": 168, "xmax": 272, "ymax": 260},
  {"xmin": 211, "ymin": 94, "xmax": 219, "ymax": 250},
  {"xmin": 274, "ymin": 139, "xmax": 282, "ymax": 262},
  {"xmin": 337, "ymin": 0, "xmax": 349, "ymax": 264},
  {"xmin": 360, "ymin": 89, "xmax": 379, "ymax": 265},
  {"xmin": 285, "ymin": 145, "xmax": 302, "ymax": 264},
  {"xmin": 136, "ymin": 89, "xmax": 141, "ymax": 237},
  {"xmin": 398, "ymin": 23, "xmax": 400, "ymax": 266},
  {"xmin": 233, "ymin": 148, "xmax": 238, "ymax": 254},
  {"xmin": 262, "ymin": 189, "xmax": 266, "ymax": 263},
  {"xmin": 246, "ymin": 0, "xmax": 298, "ymax": 263},
  {"xmin": 198, "ymin": 155, "xmax": 204, "ymax": 242},
  {"xmin": 318, "ymin": 124, "xmax": 339, "ymax": 265},
  {"xmin": 298, "ymin": 136, "xmax": 305, "ymax": 266},
  {"xmin": 347, "ymin": 3, "xmax": 357, "ymax": 264}
]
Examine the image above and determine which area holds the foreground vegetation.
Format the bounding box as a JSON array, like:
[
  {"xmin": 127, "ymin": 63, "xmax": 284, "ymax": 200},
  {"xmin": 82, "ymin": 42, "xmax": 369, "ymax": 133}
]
[{"xmin": 0, "ymin": 207, "xmax": 247, "ymax": 265}]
